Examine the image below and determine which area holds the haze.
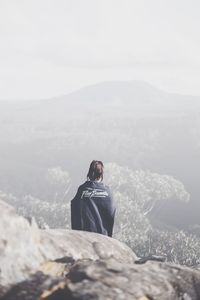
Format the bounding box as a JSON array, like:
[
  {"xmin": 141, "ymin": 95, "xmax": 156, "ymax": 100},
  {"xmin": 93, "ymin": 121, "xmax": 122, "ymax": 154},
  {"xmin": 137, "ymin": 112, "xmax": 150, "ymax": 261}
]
[
  {"xmin": 0, "ymin": 0, "xmax": 200, "ymax": 100},
  {"xmin": 1, "ymin": 1, "xmax": 200, "ymax": 265}
]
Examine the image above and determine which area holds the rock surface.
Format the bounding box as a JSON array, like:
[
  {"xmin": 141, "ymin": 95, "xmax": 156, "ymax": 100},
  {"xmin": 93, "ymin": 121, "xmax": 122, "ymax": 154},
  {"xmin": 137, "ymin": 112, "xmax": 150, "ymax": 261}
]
[
  {"xmin": 2, "ymin": 199, "xmax": 200, "ymax": 300},
  {"xmin": 0, "ymin": 200, "xmax": 43, "ymax": 289},
  {"xmin": 0, "ymin": 200, "xmax": 136, "ymax": 292},
  {"xmin": 2, "ymin": 258, "xmax": 200, "ymax": 300},
  {"xmin": 64, "ymin": 258, "xmax": 200, "ymax": 300},
  {"xmin": 1, "ymin": 272, "xmax": 68, "ymax": 300},
  {"xmin": 39, "ymin": 229, "xmax": 137, "ymax": 263}
]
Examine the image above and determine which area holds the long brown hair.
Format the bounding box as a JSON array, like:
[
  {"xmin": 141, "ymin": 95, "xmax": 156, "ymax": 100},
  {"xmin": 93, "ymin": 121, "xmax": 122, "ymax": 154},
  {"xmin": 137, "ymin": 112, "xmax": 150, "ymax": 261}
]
[{"xmin": 87, "ymin": 160, "xmax": 104, "ymax": 181}]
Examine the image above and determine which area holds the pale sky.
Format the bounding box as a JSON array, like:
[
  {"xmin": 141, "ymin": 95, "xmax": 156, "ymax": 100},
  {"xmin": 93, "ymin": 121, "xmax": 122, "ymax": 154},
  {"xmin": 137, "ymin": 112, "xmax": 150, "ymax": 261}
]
[{"xmin": 0, "ymin": 0, "xmax": 200, "ymax": 100}]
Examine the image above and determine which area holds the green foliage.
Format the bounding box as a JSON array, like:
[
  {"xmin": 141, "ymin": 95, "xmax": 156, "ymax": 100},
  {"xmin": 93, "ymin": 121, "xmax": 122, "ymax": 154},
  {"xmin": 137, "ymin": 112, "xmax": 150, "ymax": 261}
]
[
  {"xmin": 112, "ymin": 191, "xmax": 151, "ymax": 255},
  {"xmin": 1, "ymin": 162, "xmax": 200, "ymax": 266},
  {"xmin": 105, "ymin": 163, "xmax": 200, "ymax": 266},
  {"xmin": 46, "ymin": 167, "xmax": 70, "ymax": 187},
  {"xmin": 0, "ymin": 192, "xmax": 71, "ymax": 229},
  {"xmin": 146, "ymin": 229, "xmax": 200, "ymax": 266},
  {"xmin": 19, "ymin": 195, "xmax": 70, "ymax": 228},
  {"xmin": 0, "ymin": 166, "xmax": 72, "ymax": 229},
  {"xmin": 105, "ymin": 163, "xmax": 190, "ymax": 216},
  {"xmin": 46, "ymin": 167, "xmax": 71, "ymax": 202}
]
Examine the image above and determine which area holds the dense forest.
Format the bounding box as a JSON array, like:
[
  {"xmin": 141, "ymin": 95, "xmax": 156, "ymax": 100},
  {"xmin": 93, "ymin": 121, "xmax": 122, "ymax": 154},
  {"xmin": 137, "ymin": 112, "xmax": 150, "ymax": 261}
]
[{"xmin": 1, "ymin": 81, "xmax": 200, "ymax": 265}]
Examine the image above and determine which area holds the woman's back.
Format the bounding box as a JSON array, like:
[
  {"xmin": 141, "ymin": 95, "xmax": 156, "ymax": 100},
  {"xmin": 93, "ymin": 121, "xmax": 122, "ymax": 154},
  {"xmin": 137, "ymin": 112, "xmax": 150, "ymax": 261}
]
[{"xmin": 71, "ymin": 161, "xmax": 116, "ymax": 237}]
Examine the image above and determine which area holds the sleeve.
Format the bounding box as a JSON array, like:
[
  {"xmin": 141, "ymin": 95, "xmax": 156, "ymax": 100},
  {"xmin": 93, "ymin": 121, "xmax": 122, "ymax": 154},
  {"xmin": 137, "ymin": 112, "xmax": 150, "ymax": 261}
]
[
  {"xmin": 71, "ymin": 187, "xmax": 82, "ymax": 230},
  {"xmin": 106, "ymin": 188, "xmax": 116, "ymax": 237}
]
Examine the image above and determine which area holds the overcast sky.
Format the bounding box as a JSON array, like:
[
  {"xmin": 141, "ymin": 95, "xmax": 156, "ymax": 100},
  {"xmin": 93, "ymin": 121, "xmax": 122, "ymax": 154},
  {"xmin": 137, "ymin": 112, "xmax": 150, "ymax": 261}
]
[{"xmin": 0, "ymin": 0, "xmax": 200, "ymax": 100}]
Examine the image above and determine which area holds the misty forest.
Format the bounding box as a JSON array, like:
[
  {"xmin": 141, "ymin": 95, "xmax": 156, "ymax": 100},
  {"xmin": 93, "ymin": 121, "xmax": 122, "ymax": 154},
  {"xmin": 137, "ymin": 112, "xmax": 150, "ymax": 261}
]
[{"xmin": 1, "ymin": 80, "xmax": 200, "ymax": 266}]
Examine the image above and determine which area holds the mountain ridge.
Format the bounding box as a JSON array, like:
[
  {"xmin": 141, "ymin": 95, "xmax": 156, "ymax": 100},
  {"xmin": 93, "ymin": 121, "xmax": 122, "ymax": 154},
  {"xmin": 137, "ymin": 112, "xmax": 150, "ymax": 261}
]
[{"xmin": 1, "ymin": 80, "xmax": 200, "ymax": 107}]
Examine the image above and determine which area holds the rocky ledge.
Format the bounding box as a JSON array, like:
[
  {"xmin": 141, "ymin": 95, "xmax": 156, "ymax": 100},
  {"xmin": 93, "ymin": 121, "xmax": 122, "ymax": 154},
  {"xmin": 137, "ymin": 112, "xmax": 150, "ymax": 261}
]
[
  {"xmin": 2, "ymin": 258, "xmax": 200, "ymax": 300},
  {"xmin": 0, "ymin": 200, "xmax": 136, "ymax": 292},
  {"xmin": 1, "ymin": 200, "xmax": 200, "ymax": 299}
]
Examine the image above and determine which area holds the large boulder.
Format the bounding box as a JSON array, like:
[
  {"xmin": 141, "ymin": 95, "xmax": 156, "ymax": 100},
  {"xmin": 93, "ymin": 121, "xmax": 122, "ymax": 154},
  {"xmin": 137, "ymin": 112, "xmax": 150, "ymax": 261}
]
[
  {"xmin": 0, "ymin": 200, "xmax": 136, "ymax": 293},
  {"xmin": 2, "ymin": 199, "xmax": 200, "ymax": 299},
  {"xmin": 65, "ymin": 258, "xmax": 200, "ymax": 299},
  {"xmin": 2, "ymin": 258, "xmax": 200, "ymax": 300},
  {"xmin": 0, "ymin": 200, "xmax": 43, "ymax": 289},
  {"xmin": 39, "ymin": 229, "xmax": 137, "ymax": 263}
]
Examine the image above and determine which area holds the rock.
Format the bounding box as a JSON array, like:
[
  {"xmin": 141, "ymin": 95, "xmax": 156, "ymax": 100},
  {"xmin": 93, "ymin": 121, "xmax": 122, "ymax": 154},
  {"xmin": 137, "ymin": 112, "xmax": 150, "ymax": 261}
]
[
  {"xmin": 3, "ymin": 258, "xmax": 200, "ymax": 300},
  {"xmin": 64, "ymin": 258, "xmax": 200, "ymax": 299},
  {"xmin": 39, "ymin": 261, "xmax": 69, "ymax": 277},
  {"xmin": 0, "ymin": 200, "xmax": 44, "ymax": 289},
  {"xmin": 4, "ymin": 199, "xmax": 200, "ymax": 299},
  {"xmin": 1, "ymin": 272, "xmax": 68, "ymax": 300},
  {"xmin": 39, "ymin": 229, "xmax": 137, "ymax": 263},
  {"xmin": 0, "ymin": 200, "xmax": 136, "ymax": 293}
]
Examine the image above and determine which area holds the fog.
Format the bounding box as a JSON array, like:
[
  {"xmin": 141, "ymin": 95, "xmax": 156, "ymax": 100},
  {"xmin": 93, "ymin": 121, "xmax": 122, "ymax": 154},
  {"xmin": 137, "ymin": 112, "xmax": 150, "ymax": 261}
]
[
  {"xmin": 1, "ymin": 1, "xmax": 200, "ymax": 265},
  {"xmin": 1, "ymin": 0, "xmax": 200, "ymax": 99},
  {"xmin": 1, "ymin": 80, "xmax": 200, "ymax": 228}
]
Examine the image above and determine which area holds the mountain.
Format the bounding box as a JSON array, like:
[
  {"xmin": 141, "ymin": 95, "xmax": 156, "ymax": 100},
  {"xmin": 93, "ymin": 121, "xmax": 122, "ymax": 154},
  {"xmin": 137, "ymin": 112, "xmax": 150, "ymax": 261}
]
[
  {"xmin": 1, "ymin": 80, "xmax": 200, "ymax": 118},
  {"xmin": 0, "ymin": 80, "xmax": 200, "ymax": 229}
]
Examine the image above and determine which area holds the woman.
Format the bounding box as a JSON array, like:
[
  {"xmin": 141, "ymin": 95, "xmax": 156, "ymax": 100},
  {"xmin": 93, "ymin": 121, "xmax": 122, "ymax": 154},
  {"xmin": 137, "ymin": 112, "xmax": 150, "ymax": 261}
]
[{"xmin": 71, "ymin": 160, "xmax": 116, "ymax": 237}]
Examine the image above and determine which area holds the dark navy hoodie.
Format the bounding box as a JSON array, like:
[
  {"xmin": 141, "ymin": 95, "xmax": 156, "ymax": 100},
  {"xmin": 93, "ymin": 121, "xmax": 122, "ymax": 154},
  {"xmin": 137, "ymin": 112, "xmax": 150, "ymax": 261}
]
[{"xmin": 71, "ymin": 181, "xmax": 116, "ymax": 237}]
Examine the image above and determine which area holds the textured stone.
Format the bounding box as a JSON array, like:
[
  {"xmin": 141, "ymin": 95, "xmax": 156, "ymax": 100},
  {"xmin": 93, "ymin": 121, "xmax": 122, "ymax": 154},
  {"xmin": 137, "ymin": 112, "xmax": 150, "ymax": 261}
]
[
  {"xmin": 1, "ymin": 273, "xmax": 68, "ymax": 300},
  {"xmin": 2, "ymin": 199, "xmax": 200, "ymax": 300},
  {"xmin": 3, "ymin": 258, "xmax": 200, "ymax": 300},
  {"xmin": 0, "ymin": 200, "xmax": 136, "ymax": 293},
  {"xmin": 64, "ymin": 258, "xmax": 200, "ymax": 300},
  {"xmin": 0, "ymin": 200, "xmax": 43, "ymax": 288},
  {"xmin": 39, "ymin": 230, "xmax": 137, "ymax": 263}
]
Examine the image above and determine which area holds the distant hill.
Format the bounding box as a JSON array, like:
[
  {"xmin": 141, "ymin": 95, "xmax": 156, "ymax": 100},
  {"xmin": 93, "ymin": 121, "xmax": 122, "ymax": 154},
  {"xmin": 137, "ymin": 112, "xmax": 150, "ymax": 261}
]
[
  {"xmin": 0, "ymin": 80, "xmax": 200, "ymax": 229},
  {"xmin": 0, "ymin": 81, "xmax": 200, "ymax": 121},
  {"xmin": 46, "ymin": 80, "xmax": 200, "ymax": 115},
  {"xmin": 1, "ymin": 80, "xmax": 200, "ymax": 116}
]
